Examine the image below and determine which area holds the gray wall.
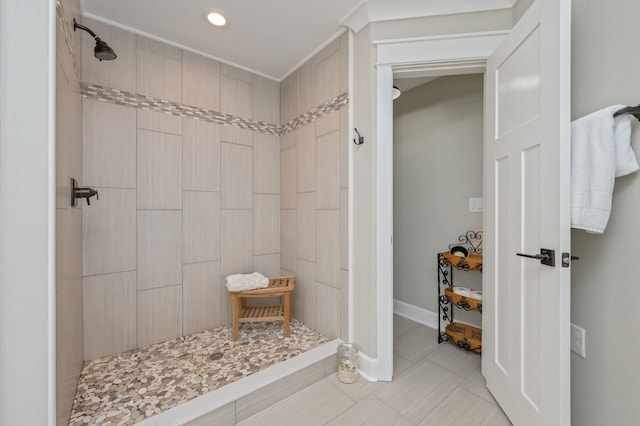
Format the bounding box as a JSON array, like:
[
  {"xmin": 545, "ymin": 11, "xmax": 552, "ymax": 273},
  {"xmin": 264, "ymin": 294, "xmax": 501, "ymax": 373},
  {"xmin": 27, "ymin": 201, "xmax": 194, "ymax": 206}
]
[
  {"xmin": 393, "ymin": 75, "xmax": 483, "ymax": 323},
  {"xmin": 571, "ymin": 0, "xmax": 640, "ymax": 424}
]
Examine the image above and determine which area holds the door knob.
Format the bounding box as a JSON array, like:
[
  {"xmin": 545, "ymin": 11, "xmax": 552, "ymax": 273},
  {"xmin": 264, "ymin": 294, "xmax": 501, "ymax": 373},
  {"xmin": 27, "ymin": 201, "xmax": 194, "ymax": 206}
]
[{"xmin": 516, "ymin": 248, "xmax": 555, "ymax": 267}]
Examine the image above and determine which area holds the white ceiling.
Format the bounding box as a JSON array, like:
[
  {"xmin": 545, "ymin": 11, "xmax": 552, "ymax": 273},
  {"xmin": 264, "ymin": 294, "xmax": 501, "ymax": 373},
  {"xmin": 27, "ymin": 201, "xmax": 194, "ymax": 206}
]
[
  {"xmin": 80, "ymin": 0, "xmax": 363, "ymax": 81},
  {"xmin": 80, "ymin": 0, "xmax": 515, "ymax": 81}
]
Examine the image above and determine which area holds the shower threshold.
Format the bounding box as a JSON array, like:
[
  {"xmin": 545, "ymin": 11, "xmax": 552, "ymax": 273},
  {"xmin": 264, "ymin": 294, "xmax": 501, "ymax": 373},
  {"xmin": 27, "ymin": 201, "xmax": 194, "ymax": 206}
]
[{"xmin": 69, "ymin": 320, "xmax": 338, "ymax": 425}]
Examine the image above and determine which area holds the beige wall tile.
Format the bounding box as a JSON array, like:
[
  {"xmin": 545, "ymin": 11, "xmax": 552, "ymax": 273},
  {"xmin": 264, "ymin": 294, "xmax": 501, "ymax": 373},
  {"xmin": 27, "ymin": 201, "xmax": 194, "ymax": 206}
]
[
  {"xmin": 316, "ymin": 282, "xmax": 340, "ymax": 339},
  {"xmin": 280, "ymin": 210, "xmax": 296, "ymax": 272},
  {"xmin": 340, "ymin": 107, "xmax": 349, "ymax": 189},
  {"xmin": 221, "ymin": 143, "xmax": 253, "ymax": 209},
  {"xmin": 83, "ymin": 99, "xmax": 136, "ymax": 188},
  {"xmin": 296, "ymin": 62, "xmax": 315, "ymax": 118},
  {"xmin": 254, "ymin": 194, "xmax": 280, "ymax": 255},
  {"xmin": 137, "ymin": 109, "xmax": 182, "ymax": 135},
  {"xmin": 253, "ymin": 133, "xmax": 280, "ymax": 194},
  {"xmin": 280, "ymin": 72, "xmax": 298, "ymax": 125},
  {"xmin": 253, "ymin": 75, "xmax": 280, "ymax": 124},
  {"xmin": 221, "ymin": 210, "xmax": 253, "ymax": 276},
  {"xmin": 188, "ymin": 402, "xmax": 235, "ymax": 426},
  {"xmin": 341, "ymin": 188, "xmax": 348, "ymax": 271},
  {"xmin": 294, "ymin": 259, "xmax": 316, "ymax": 329},
  {"xmin": 137, "ymin": 35, "xmax": 182, "ymax": 61},
  {"xmin": 183, "ymin": 119, "xmax": 221, "ymax": 192},
  {"xmin": 221, "ymin": 63, "xmax": 254, "ymax": 82},
  {"xmin": 137, "ymin": 130, "xmax": 182, "ymax": 210},
  {"xmin": 221, "ymin": 75, "xmax": 252, "ymax": 119},
  {"xmin": 82, "ymin": 18, "xmax": 136, "ymax": 93},
  {"xmin": 296, "ymin": 192, "xmax": 316, "ymax": 262},
  {"xmin": 82, "ymin": 188, "xmax": 136, "ymax": 276},
  {"xmin": 183, "ymin": 261, "xmax": 221, "ymax": 335},
  {"xmin": 280, "ymin": 146, "xmax": 297, "ymax": 209},
  {"xmin": 137, "ymin": 285, "xmax": 183, "ymax": 347},
  {"xmin": 235, "ymin": 362, "xmax": 324, "ymax": 422},
  {"xmin": 280, "ymin": 129, "xmax": 296, "ymax": 150},
  {"xmin": 137, "ymin": 210, "xmax": 182, "ymax": 290},
  {"xmin": 316, "ymin": 210, "xmax": 340, "ymax": 287},
  {"xmin": 254, "ymin": 254, "xmax": 281, "ymax": 278},
  {"xmin": 338, "ymin": 33, "xmax": 348, "ymax": 95},
  {"xmin": 183, "ymin": 191, "xmax": 221, "ymax": 264},
  {"xmin": 316, "ymin": 130, "xmax": 340, "ymax": 209},
  {"xmin": 296, "ymin": 124, "xmax": 316, "ymax": 193},
  {"xmin": 82, "ymin": 271, "xmax": 137, "ymax": 360},
  {"xmin": 219, "ymin": 280, "xmax": 233, "ymax": 325},
  {"xmin": 310, "ymin": 36, "xmax": 340, "ymax": 68},
  {"xmin": 314, "ymin": 51, "xmax": 341, "ymax": 106},
  {"xmin": 136, "ymin": 49, "xmax": 182, "ymax": 103},
  {"xmin": 220, "ymin": 126, "xmax": 253, "ymax": 146},
  {"xmin": 341, "ymin": 271, "xmax": 348, "ymax": 339},
  {"xmin": 182, "ymin": 51, "xmax": 221, "ymax": 111},
  {"xmin": 315, "ymin": 110, "xmax": 340, "ymax": 138}
]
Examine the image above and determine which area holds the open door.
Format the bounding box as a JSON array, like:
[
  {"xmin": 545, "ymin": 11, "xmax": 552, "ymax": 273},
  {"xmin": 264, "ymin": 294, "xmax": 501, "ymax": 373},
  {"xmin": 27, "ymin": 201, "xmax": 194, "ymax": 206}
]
[{"xmin": 483, "ymin": 0, "xmax": 571, "ymax": 425}]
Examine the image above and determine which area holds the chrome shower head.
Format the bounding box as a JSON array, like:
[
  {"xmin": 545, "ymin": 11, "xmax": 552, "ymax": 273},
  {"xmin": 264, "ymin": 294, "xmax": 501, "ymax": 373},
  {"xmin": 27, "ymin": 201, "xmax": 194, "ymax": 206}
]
[{"xmin": 73, "ymin": 19, "xmax": 117, "ymax": 61}]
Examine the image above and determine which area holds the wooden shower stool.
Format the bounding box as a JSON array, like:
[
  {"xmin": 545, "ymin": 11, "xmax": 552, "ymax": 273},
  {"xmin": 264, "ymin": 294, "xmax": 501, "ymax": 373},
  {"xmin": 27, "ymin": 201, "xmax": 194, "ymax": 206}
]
[{"xmin": 228, "ymin": 275, "xmax": 295, "ymax": 341}]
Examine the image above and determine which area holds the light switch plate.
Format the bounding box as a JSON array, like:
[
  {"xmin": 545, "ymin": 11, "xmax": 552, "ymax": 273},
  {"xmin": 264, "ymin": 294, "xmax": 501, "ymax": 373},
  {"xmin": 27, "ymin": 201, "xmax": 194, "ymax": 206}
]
[{"xmin": 469, "ymin": 197, "xmax": 483, "ymax": 212}]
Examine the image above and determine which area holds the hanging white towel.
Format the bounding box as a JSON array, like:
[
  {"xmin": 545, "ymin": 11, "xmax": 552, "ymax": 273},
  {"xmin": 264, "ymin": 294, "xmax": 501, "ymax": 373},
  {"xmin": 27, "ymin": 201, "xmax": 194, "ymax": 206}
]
[
  {"xmin": 226, "ymin": 272, "xmax": 270, "ymax": 292},
  {"xmin": 571, "ymin": 105, "xmax": 639, "ymax": 234}
]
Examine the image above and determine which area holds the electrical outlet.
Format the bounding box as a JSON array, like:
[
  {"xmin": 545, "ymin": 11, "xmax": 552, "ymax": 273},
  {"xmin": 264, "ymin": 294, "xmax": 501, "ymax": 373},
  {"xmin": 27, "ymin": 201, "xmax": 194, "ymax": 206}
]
[{"xmin": 570, "ymin": 323, "xmax": 586, "ymax": 358}]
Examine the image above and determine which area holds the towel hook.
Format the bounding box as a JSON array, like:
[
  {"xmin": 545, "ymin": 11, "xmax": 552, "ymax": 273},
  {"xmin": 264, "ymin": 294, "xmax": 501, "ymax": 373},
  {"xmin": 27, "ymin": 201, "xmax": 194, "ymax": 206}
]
[{"xmin": 353, "ymin": 128, "xmax": 364, "ymax": 145}]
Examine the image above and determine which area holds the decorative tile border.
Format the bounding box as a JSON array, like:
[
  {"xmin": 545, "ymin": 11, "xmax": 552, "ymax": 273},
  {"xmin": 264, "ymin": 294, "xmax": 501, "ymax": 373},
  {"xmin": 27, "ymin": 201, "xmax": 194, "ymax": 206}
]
[{"xmin": 81, "ymin": 82, "xmax": 348, "ymax": 137}]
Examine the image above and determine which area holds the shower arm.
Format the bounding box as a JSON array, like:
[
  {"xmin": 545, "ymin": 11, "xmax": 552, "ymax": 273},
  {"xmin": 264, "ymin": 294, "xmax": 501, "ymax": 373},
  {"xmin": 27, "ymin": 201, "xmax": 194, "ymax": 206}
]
[{"xmin": 73, "ymin": 19, "xmax": 100, "ymax": 41}]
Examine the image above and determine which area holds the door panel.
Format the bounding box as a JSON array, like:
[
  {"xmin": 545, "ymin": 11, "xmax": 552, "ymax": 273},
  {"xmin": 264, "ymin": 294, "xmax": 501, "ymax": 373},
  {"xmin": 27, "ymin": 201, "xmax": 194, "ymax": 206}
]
[{"xmin": 484, "ymin": 0, "xmax": 571, "ymax": 424}]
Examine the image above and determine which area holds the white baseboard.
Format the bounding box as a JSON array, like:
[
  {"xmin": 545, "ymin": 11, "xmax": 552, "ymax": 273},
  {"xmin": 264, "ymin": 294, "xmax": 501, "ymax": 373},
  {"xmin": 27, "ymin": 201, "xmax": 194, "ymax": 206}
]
[
  {"xmin": 393, "ymin": 299, "xmax": 438, "ymax": 330},
  {"xmin": 357, "ymin": 351, "xmax": 378, "ymax": 382}
]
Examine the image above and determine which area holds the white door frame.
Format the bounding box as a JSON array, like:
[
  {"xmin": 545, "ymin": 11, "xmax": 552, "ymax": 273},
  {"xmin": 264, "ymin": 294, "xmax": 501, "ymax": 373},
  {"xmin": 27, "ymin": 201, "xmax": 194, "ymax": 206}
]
[{"xmin": 373, "ymin": 31, "xmax": 507, "ymax": 381}]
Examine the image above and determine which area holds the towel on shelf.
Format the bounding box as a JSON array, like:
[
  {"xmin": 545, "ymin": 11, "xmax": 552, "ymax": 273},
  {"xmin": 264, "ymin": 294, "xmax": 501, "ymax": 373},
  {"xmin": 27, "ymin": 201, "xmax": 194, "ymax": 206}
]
[
  {"xmin": 571, "ymin": 104, "xmax": 639, "ymax": 234},
  {"xmin": 226, "ymin": 272, "xmax": 270, "ymax": 292},
  {"xmin": 452, "ymin": 287, "xmax": 471, "ymax": 297}
]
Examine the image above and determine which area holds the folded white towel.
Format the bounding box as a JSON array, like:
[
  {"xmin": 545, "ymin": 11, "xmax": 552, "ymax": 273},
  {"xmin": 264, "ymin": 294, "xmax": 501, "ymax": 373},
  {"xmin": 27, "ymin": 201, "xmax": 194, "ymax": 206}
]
[
  {"xmin": 452, "ymin": 287, "xmax": 471, "ymax": 297},
  {"xmin": 226, "ymin": 272, "xmax": 269, "ymax": 292},
  {"xmin": 571, "ymin": 105, "xmax": 639, "ymax": 234}
]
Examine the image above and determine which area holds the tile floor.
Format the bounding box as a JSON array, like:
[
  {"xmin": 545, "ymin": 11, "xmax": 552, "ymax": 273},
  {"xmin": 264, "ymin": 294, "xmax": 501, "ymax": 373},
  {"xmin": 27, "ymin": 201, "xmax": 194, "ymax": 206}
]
[{"xmin": 238, "ymin": 316, "xmax": 511, "ymax": 425}]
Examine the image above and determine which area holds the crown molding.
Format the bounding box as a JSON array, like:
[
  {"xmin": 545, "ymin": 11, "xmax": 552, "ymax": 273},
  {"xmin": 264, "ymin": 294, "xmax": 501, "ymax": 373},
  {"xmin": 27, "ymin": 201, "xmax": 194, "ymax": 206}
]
[{"xmin": 340, "ymin": 0, "xmax": 513, "ymax": 33}]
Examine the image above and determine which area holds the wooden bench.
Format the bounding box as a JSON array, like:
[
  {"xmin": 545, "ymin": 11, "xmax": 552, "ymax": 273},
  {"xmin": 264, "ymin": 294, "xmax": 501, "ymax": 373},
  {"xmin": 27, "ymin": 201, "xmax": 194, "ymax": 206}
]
[{"xmin": 228, "ymin": 275, "xmax": 295, "ymax": 340}]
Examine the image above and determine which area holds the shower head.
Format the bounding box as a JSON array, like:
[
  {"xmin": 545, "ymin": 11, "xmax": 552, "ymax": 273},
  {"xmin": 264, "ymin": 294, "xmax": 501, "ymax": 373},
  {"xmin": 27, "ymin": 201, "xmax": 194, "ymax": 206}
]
[{"xmin": 73, "ymin": 19, "xmax": 117, "ymax": 61}]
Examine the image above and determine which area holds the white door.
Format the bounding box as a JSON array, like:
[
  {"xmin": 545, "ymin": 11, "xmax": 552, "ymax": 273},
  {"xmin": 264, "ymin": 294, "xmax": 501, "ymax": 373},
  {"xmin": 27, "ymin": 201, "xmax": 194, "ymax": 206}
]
[{"xmin": 483, "ymin": 0, "xmax": 571, "ymax": 425}]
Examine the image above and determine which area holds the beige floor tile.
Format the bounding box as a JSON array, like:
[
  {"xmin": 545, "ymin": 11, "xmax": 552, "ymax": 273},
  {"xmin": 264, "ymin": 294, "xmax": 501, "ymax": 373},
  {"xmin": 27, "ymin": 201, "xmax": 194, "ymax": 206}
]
[
  {"xmin": 426, "ymin": 342, "xmax": 481, "ymax": 378},
  {"xmin": 326, "ymin": 395, "xmax": 413, "ymax": 426},
  {"xmin": 393, "ymin": 325, "xmax": 439, "ymax": 363},
  {"xmin": 460, "ymin": 367, "xmax": 499, "ymax": 406},
  {"xmin": 237, "ymin": 379, "xmax": 354, "ymax": 426},
  {"xmin": 393, "ymin": 353, "xmax": 413, "ymax": 377},
  {"xmin": 374, "ymin": 359, "xmax": 462, "ymax": 424},
  {"xmin": 326, "ymin": 373, "xmax": 386, "ymax": 402},
  {"xmin": 393, "ymin": 314, "xmax": 421, "ymax": 339},
  {"xmin": 418, "ymin": 388, "xmax": 511, "ymax": 426}
]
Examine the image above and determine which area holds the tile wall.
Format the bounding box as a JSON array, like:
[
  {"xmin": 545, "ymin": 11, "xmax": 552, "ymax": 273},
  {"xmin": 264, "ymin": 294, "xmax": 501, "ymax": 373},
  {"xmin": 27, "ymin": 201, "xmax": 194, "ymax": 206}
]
[
  {"xmin": 280, "ymin": 34, "xmax": 349, "ymax": 340},
  {"xmin": 80, "ymin": 18, "xmax": 281, "ymax": 359}
]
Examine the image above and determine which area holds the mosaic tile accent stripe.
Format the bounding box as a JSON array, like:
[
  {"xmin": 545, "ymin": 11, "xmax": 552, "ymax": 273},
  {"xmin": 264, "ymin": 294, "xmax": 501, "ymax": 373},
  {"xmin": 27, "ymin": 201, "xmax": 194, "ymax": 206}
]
[
  {"xmin": 81, "ymin": 83, "xmax": 282, "ymax": 136},
  {"xmin": 69, "ymin": 320, "xmax": 328, "ymax": 425},
  {"xmin": 281, "ymin": 92, "xmax": 349, "ymax": 135},
  {"xmin": 81, "ymin": 82, "xmax": 348, "ymax": 137}
]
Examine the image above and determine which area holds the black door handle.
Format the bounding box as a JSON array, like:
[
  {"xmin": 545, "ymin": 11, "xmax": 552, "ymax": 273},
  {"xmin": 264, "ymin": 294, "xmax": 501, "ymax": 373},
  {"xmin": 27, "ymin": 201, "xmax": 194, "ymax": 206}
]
[{"xmin": 516, "ymin": 248, "xmax": 555, "ymax": 267}]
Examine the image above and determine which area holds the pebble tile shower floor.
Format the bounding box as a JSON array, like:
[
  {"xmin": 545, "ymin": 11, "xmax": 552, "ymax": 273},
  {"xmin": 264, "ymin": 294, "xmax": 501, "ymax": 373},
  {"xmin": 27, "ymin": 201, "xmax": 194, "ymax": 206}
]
[{"xmin": 69, "ymin": 320, "xmax": 328, "ymax": 425}]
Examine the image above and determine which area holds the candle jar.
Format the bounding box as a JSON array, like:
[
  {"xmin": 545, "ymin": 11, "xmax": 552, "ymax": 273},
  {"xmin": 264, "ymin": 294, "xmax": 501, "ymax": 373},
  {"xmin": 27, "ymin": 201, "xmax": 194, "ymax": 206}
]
[{"xmin": 337, "ymin": 342, "xmax": 358, "ymax": 384}]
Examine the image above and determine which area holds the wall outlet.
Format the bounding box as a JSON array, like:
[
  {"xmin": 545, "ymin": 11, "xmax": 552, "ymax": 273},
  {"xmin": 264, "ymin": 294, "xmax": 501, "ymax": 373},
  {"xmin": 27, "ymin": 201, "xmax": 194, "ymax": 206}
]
[
  {"xmin": 570, "ymin": 323, "xmax": 586, "ymax": 358},
  {"xmin": 469, "ymin": 197, "xmax": 483, "ymax": 212}
]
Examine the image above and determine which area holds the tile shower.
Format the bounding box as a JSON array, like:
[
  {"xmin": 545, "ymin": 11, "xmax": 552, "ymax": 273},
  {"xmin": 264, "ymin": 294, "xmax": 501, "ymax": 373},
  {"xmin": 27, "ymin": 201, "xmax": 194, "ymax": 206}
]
[{"xmin": 58, "ymin": 11, "xmax": 349, "ymax": 424}]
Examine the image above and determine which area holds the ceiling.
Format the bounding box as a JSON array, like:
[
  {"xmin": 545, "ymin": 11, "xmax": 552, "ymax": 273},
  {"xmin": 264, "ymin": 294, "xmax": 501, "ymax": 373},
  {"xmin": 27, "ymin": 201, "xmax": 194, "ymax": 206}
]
[
  {"xmin": 80, "ymin": 0, "xmax": 516, "ymax": 82},
  {"xmin": 80, "ymin": 0, "xmax": 363, "ymax": 81}
]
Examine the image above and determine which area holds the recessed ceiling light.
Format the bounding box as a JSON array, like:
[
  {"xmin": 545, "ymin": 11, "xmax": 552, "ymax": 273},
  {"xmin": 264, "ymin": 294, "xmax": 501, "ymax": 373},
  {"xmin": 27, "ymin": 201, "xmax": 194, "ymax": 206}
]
[{"xmin": 203, "ymin": 9, "xmax": 228, "ymax": 27}]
